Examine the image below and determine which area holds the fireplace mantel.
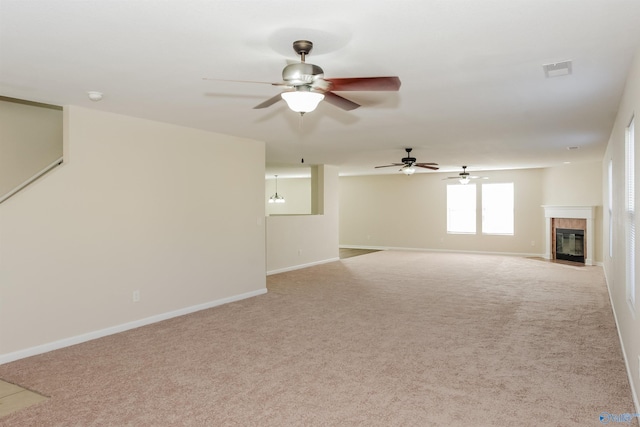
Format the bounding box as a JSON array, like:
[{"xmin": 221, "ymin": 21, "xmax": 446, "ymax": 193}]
[{"xmin": 542, "ymin": 205, "xmax": 596, "ymax": 265}]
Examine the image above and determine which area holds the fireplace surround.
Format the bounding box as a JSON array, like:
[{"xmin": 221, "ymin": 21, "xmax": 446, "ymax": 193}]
[{"xmin": 542, "ymin": 206, "xmax": 596, "ymax": 265}]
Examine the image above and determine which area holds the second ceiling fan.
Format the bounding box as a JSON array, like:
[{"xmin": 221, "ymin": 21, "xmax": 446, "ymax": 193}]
[
  {"xmin": 375, "ymin": 148, "xmax": 439, "ymax": 175},
  {"xmin": 205, "ymin": 40, "xmax": 401, "ymax": 114}
]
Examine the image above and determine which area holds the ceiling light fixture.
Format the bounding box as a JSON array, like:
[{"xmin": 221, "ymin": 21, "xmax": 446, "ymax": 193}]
[
  {"xmin": 459, "ymin": 177, "xmax": 471, "ymax": 185},
  {"xmin": 268, "ymin": 175, "xmax": 285, "ymax": 204},
  {"xmin": 87, "ymin": 91, "xmax": 103, "ymax": 101},
  {"xmin": 281, "ymin": 87, "xmax": 324, "ymax": 114}
]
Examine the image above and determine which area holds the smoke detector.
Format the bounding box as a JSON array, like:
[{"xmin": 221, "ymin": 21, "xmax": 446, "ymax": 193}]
[{"xmin": 543, "ymin": 61, "xmax": 572, "ymax": 78}]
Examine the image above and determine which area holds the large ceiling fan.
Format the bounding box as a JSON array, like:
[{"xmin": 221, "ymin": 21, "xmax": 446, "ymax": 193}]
[
  {"xmin": 375, "ymin": 148, "xmax": 439, "ymax": 175},
  {"xmin": 443, "ymin": 166, "xmax": 489, "ymax": 184},
  {"xmin": 205, "ymin": 40, "xmax": 401, "ymax": 114}
]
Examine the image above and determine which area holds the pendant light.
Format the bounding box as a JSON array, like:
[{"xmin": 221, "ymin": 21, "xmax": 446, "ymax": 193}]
[{"xmin": 268, "ymin": 175, "xmax": 285, "ymax": 204}]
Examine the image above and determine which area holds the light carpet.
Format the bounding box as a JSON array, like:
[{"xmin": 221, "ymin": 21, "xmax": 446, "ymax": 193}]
[{"xmin": 0, "ymin": 251, "xmax": 636, "ymax": 426}]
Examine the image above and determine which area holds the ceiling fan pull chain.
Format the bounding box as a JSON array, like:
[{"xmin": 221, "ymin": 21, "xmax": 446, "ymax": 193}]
[{"xmin": 299, "ymin": 112, "xmax": 305, "ymax": 164}]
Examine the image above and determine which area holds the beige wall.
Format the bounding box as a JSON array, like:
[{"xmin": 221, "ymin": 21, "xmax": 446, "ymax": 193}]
[
  {"xmin": 603, "ymin": 49, "xmax": 640, "ymax": 411},
  {"xmin": 266, "ymin": 165, "xmax": 339, "ymax": 273},
  {"xmin": 541, "ymin": 161, "xmax": 604, "ymax": 262},
  {"xmin": 340, "ymin": 165, "xmax": 604, "ymax": 261},
  {"xmin": 0, "ymin": 98, "xmax": 63, "ymax": 199},
  {"xmin": 0, "ymin": 106, "xmax": 266, "ymax": 360},
  {"xmin": 339, "ymin": 169, "xmax": 546, "ymax": 256},
  {"xmin": 541, "ymin": 161, "xmax": 603, "ymax": 206}
]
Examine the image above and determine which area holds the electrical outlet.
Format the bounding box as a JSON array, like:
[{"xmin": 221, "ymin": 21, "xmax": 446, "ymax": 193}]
[
  {"xmin": 531, "ymin": 240, "xmax": 535, "ymax": 247},
  {"xmin": 132, "ymin": 290, "xmax": 140, "ymax": 303},
  {"xmin": 297, "ymin": 249, "xmax": 302, "ymax": 255}
]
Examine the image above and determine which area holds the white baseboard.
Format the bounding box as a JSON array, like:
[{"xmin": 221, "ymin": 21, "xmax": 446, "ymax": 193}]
[
  {"xmin": 603, "ymin": 266, "xmax": 640, "ymax": 414},
  {"xmin": 0, "ymin": 288, "xmax": 267, "ymax": 365},
  {"xmin": 339, "ymin": 244, "xmax": 388, "ymax": 251},
  {"xmin": 267, "ymin": 257, "xmax": 340, "ymax": 275}
]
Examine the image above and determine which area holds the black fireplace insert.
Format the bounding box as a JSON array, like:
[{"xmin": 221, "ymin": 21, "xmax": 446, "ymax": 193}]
[{"xmin": 555, "ymin": 228, "xmax": 585, "ymax": 263}]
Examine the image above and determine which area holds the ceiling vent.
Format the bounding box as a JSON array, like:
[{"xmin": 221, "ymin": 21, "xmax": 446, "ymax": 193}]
[{"xmin": 543, "ymin": 60, "xmax": 572, "ymax": 78}]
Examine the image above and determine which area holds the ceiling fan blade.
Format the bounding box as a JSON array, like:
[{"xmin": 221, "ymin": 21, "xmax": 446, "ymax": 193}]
[
  {"xmin": 415, "ymin": 162, "xmax": 439, "ymax": 166},
  {"xmin": 325, "ymin": 76, "xmax": 401, "ymax": 92},
  {"xmin": 310, "ymin": 78, "xmax": 331, "ymax": 91},
  {"xmin": 323, "ymin": 92, "xmax": 361, "ymax": 111},
  {"xmin": 253, "ymin": 93, "xmax": 283, "ymax": 109},
  {"xmin": 415, "ymin": 164, "xmax": 439, "ymax": 170},
  {"xmin": 203, "ymin": 78, "xmax": 289, "ymax": 87},
  {"xmin": 375, "ymin": 163, "xmax": 405, "ymax": 168},
  {"xmin": 442, "ymin": 176, "xmax": 462, "ymax": 180}
]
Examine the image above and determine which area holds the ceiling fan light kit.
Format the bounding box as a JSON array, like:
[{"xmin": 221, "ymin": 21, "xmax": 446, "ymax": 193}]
[
  {"xmin": 402, "ymin": 166, "xmax": 416, "ymax": 175},
  {"xmin": 281, "ymin": 90, "xmax": 325, "ymax": 113}
]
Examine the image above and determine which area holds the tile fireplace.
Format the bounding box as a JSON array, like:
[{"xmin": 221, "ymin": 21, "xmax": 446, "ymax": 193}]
[{"xmin": 542, "ymin": 206, "xmax": 596, "ymax": 265}]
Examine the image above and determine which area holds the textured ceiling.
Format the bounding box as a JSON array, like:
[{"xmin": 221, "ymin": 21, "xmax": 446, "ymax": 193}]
[{"xmin": 2, "ymin": 0, "xmax": 639, "ymax": 177}]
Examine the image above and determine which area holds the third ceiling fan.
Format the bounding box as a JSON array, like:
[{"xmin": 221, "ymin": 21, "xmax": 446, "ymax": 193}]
[{"xmin": 443, "ymin": 166, "xmax": 488, "ymax": 184}]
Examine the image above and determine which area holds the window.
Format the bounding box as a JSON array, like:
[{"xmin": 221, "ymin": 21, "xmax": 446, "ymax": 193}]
[
  {"xmin": 626, "ymin": 116, "xmax": 636, "ymax": 310},
  {"xmin": 447, "ymin": 184, "xmax": 476, "ymax": 233},
  {"xmin": 482, "ymin": 183, "xmax": 514, "ymax": 235},
  {"xmin": 447, "ymin": 182, "xmax": 514, "ymax": 235},
  {"xmin": 608, "ymin": 159, "xmax": 613, "ymax": 258}
]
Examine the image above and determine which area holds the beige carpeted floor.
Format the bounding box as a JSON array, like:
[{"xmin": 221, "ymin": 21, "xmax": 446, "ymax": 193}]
[
  {"xmin": 339, "ymin": 248, "xmax": 380, "ymax": 259},
  {"xmin": 0, "ymin": 251, "xmax": 636, "ymax": 426}
]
